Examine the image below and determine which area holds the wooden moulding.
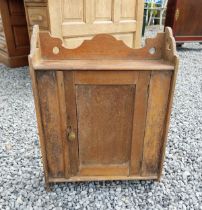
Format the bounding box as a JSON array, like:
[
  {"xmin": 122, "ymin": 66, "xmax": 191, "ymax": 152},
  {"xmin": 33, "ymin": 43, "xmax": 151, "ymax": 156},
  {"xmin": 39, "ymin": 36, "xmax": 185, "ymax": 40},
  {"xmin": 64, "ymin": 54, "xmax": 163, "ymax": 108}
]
[
  {"xmin": 29, "ymin": 25, "xmax": 179, "ymax": 186},
  {"xmin": 29, "ymin": 25, "xmax": 178, "ymax": 70}
]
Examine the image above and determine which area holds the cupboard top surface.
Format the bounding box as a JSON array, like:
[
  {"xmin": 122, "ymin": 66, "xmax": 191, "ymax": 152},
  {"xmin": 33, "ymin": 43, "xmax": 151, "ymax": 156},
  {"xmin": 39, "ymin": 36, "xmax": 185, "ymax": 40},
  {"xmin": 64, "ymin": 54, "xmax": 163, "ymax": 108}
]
[
  {"xmin": 29, "ymin": 25, "xmax": 178, "ymax": 71},
  {"xmin": 33, "ymin": 59, "xmax": 174, "ymax": 71}
]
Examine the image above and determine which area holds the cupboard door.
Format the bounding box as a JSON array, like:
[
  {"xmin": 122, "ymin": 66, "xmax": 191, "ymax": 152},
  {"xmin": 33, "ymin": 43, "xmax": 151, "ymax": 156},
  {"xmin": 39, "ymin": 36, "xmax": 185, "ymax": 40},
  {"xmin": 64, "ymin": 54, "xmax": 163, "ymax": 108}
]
[
  {"xmin": 76, "ymin": 85, "xmax": 134, "ymax": 176},
  {"xmin": 36, "ymin": 70, "xmax": 171, "ymax": 179},
  {"xmin": 63, "ymin": 71, "xmax": 150, "ymax": 177},
  {"xmin": 48, "ymin": 0, "xmax": 144, "ymax": 48}
]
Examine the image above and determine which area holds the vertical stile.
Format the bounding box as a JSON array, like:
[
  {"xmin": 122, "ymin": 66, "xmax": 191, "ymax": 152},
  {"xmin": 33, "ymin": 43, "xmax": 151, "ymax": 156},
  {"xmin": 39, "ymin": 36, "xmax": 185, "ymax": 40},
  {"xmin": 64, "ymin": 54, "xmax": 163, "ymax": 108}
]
[{"xmin": 56, "ymin": 71, "xmax": 71, "ymax": 178}]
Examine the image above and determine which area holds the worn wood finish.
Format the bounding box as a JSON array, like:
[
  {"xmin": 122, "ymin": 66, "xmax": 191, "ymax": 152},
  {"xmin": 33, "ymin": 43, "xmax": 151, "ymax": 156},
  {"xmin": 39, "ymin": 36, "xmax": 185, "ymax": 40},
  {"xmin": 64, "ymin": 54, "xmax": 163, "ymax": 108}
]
[
  {"xmin": 63, "ymin": 71, "xmax": 80, "ymax": 176},
  {"xmin": 76, "ymin": 85, "xmax": 134, "ymax": 168},
  {"xmin": 130, "ymin": 71, "xmax": 150, "ymax": 175},
  {"xmin": 29, "ymin": 26, "xmax": 179, "ymax": 187},
  {"xmin": 36, "ymin": 71, "xmax": 65, "ymax": 178},
  {"xmin": 39, "ymin": 31, "xmax": 165, "ymax": 60},
  {"xmin": 48, "ymin": 0, "xmax": 144, "ymax": 48},
  {"xmin": 55, "ymin": 71, "xmax": 70, "ymax": 178},
  {"xmin": 141, "ymin": 71, "xmax": 172, "ymax": 176},
  {"xmin": 48, "ymin": 175, "xmax": 158, "ymax": 183},
  {"xmin": 29, "ymin": 61, "xmax": 49, "ymax": 188}
]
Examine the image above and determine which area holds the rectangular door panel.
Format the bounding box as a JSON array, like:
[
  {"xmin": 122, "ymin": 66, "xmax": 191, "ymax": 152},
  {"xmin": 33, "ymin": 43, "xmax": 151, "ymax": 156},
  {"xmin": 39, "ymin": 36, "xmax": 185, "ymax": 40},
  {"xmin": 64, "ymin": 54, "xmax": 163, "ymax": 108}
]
[
  {"xmin": 76, "ymin": 85, "xmax": 135, "ymax": 167},
  {"xmin": 63, "ymin": 0, "xmax": 84, "ymax": 22},
  {"xmin": 120, "ymin": 0, "xmax": 136, "ymax": 20},
  {"xmin": 95, "ymin": 0, "xmax": 112, "ymax": 22}
]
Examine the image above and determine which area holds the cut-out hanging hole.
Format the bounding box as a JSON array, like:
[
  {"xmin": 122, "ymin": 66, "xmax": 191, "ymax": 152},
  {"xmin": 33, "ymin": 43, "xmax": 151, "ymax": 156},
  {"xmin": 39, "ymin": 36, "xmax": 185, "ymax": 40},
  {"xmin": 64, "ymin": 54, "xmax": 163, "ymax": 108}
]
[
  {"xmin": 53, "ymin": 46, "xmax": 60, "ymax": 55},
  {"xmin": 149, "ymin": 47, "xmax": 156, "ymax": 55},
  {"xmin": 167, "ymin": 44, "xmax": 172, "ymax": 50}
]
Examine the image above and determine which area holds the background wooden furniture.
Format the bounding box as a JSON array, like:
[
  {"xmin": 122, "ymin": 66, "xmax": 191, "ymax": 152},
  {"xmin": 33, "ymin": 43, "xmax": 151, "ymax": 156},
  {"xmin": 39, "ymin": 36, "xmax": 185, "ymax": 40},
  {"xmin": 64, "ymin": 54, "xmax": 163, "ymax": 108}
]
[
  {"xmin": 1, "ymin": 0, "xmax": 144, "ymax": 67},
  {"xmin": 29, "ymin": 25, "xmax": 178, "ymax": 188},
  {"xmin": 165, "ymin": 0, "xmax": 202, "ymax": 43},
  {"xmin": 48, "ymin": 0, "xmax": 144, "ymax": 48},
  {"xmin": 24, "ymin": 0, "xmax": 49, "ymax": 38},
  {"xmin": 0, "ymin": 0, "xmax": 30, "ymax": 67}
]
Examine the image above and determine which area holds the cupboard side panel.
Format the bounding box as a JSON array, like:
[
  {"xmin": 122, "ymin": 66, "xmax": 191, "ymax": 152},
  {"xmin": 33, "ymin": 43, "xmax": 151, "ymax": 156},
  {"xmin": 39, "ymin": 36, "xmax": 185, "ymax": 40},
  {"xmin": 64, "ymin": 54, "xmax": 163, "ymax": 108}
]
[
  {"xmin": 36, "ymin": 71, "xmax": 65, "ymax": 178},
  {"xmin": 142, "ymin": 71, "xmax": 172, "ymax": 176},
  {"xmin": 29, "ymin": 68, "xmax": 49, "ymax": 185}
]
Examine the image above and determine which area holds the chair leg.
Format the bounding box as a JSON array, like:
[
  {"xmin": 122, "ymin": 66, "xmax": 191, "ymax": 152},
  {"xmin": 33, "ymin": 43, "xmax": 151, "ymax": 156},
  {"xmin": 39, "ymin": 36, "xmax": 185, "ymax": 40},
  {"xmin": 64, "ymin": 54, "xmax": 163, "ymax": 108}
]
[
  {"xmin": 160, "ymin": 10, "xmax": 163, "ymax": 28},
  {"xmin": 146, "ymin": 9, "xmax": 149, "ymax": 25},
  {"xmin": 148, "ymin": 11, "xmax": 153, "ymax": 26}
]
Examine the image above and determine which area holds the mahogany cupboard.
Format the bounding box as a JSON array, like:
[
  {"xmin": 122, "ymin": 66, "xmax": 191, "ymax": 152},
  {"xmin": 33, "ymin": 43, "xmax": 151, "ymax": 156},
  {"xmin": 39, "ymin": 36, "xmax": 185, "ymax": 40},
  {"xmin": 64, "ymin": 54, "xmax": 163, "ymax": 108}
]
[
  {"xmin": 165, "ymin": 0, "xmax": 202, "ymax": 43},
  {"xmin": 0, "ymin": 0, "xmax": 30, "ymax": 67},
  {"xmin": 29, "ymin": 25, "xmax": 179, "ymax": 188},
  {"xmin": 0, "ymin": 0, "xmax": 49, "ymax": 67}
]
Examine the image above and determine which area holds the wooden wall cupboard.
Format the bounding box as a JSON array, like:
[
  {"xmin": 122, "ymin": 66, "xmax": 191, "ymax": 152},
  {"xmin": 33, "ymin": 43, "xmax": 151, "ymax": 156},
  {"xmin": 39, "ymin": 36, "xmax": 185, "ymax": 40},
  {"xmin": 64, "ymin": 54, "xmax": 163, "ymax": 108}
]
[
  {"xmin": 29, "ymin": 26, "xmax": 179, "ymax": 188},
  {"xmin": 0, "ymin": 0, "xmax": 30, "ymax": 67},
  {"xmin": 165, "ymin": 0, "xmax": 202, "ymax": 43},
  {"xmin": 48, "ymin": 0, "xmax": 144, "ymax": 48}
]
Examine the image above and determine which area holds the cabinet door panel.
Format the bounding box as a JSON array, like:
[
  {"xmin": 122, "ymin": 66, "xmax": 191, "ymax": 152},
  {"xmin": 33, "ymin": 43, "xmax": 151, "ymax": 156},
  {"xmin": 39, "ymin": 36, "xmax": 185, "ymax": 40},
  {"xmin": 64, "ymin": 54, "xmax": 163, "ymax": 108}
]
[
  {"xmin": 65, "ymin": 70, "xmax": 150, "ymax": 177},
  {"xmin": 76, "ymin": 85, "xmax": 135, "ymax": 166}
]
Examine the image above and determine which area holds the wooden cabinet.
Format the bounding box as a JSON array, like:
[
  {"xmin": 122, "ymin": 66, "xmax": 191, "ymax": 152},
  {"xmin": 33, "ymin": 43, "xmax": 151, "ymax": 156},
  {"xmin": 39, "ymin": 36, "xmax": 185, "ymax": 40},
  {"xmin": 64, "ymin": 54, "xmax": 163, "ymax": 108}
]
[
  {"xmin": 48, "ymin": 0, "xmax": 144, "ymax": 48},
  {"xmin": 29, "ymin": 26, "xmax": 179, "ymax": 187},
  {"xmin": 0, "ymin": 0, "xmax": 30, "ymax": 67},
  {"xmin": 24, "ymin": 0, "xmax": 49, "ymax": 37},
  {"xmin": 0, "ymin": 11, "xmax": 7, "ymax": 53},
  {"xmin": 165, "ymin": 0, "xmax": 202, "ymax": 43}
]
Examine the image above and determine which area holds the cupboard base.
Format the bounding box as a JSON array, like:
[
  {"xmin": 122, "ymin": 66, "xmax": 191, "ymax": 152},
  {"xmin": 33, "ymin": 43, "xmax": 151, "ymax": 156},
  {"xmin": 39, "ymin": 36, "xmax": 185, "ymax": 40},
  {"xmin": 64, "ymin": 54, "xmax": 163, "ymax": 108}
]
[{"xmin": 48, "ymin": 176, "xmax": 158, "ymax": 183}]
